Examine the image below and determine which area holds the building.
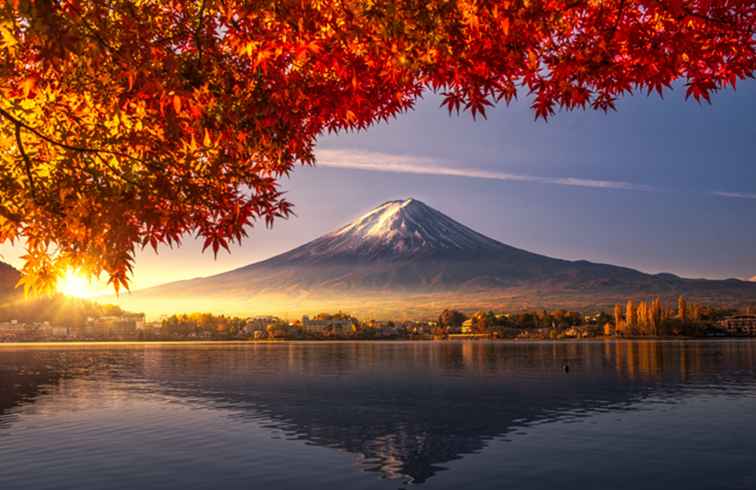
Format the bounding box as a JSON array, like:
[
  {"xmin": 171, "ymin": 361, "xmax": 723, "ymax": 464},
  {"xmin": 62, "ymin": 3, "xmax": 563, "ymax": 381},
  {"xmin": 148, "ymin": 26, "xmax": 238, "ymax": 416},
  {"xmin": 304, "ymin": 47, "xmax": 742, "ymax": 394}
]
[
  {"xmin": 719, "ymin": 315, "xmax": 756, "ymax": 336},
  {"xmin": 302, "ymin": 315, "xmax": 355, "ymax": 336},
  {"xmin": 243, "ymin": 316, "xmax": 281, "ymax": 336},
  {"xmin": 84, "ymin": 314, "xmax": 146, "ymax": 339},
  {"xmin": 460, "ymin": 319, "xmax": 474, "ymax": 334}
]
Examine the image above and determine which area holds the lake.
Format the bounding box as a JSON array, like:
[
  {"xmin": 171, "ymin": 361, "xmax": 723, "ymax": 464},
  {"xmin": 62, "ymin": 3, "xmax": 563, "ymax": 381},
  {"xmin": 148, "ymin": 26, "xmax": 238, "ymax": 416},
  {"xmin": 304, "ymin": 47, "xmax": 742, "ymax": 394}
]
[{"xmin": 1, "ymin": 340, "xmax": 755, "ymax": 489}]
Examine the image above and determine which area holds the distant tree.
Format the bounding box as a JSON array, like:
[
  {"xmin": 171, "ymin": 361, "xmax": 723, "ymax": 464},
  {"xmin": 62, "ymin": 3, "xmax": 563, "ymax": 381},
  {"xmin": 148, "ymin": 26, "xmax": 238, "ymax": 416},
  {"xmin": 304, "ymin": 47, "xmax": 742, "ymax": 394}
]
[
  {"xmin": 614, "ymin": 304, "xmax": 624, "ymax": 333},
  {"xmin": 678, "ymin": 296, "xmax": 688, "ymax": 324},
  {"xmin": 637, "ymin": 301, "xmax": 648, "ymax": 335},
  {"xmin": 651, "ymin": 298, "xmax": 662, "ymax": 336},
  {"xmin": 471, "ymin": 310, "xmax": 496, "ymax": 332},
  {"xmin": 438, "ymin": 309, "xmax": 467, "ymax": 329},
  {"xmin": 626, "ymin": 300, "xmax": 637, "ymax": 336},
  {"xmin": 691, "ymin": 303, "xmax": 702, "ymax": 322}
]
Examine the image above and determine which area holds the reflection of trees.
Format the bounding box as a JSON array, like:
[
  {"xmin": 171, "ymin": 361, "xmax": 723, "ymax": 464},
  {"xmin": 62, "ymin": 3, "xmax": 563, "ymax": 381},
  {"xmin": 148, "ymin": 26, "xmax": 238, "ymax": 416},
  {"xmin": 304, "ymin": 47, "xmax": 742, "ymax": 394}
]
[{"xmin": 1, "ymin": 341, "xmax": 755, "ymax": 484}]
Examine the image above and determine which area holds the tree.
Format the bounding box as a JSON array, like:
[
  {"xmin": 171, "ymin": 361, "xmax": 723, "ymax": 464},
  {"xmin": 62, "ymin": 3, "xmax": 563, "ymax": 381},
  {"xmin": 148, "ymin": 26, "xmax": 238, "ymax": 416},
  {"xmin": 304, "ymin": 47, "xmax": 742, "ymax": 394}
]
[
  {"xmin": 650, "ymin": 297, "xmax": 662, "ymax": 336},
  {"xmin": 2, "ymin": 1, "xmax": 754, "ymax": 292},
  {"xmin": 438, "ymin": 309, "xmax": 467, "ymax": 329},
  {"xmin": 637, "ymin": 300, "xmax": 648, "ymax": 335},
  {"xmin": 691, "ymin": 303, "xmax": 702, "ymax": 322},
  {"xmin": 471, "ymin": 310, "xmax": 496, "ymax": 332},
  {"xmin": 614, "ymin": 303, "xmax": 624, "ymax": 335},
  {"xmin": 626, "ymin": 300, "xmax": 637, "ymax": 335},
  {"xmin": 678, "ymin": 295, "xmax": 688, "ymax": 324}
]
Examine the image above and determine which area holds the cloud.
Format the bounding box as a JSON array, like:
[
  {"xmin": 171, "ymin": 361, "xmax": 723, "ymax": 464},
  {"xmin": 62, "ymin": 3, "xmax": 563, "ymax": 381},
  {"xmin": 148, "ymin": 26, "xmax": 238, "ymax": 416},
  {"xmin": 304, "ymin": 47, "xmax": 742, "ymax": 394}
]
[
  {"xmin": 316, "ymin": 148, "xmax": 655, "ymax": 192},
  {"xmin": 316, "ymin": 148, "xmax": 756, "ymax": 200},
  {"xmin": 711, "ymin": 191, "xmax": 756, "ymax": 200}
]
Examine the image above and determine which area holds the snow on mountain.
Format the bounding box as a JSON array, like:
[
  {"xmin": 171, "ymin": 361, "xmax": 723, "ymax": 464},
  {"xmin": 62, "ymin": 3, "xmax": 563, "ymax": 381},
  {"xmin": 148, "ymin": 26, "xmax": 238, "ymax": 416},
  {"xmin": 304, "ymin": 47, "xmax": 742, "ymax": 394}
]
[{"xmin": 265, "ymin": 198, "xmax": 524, "ymax": 263}]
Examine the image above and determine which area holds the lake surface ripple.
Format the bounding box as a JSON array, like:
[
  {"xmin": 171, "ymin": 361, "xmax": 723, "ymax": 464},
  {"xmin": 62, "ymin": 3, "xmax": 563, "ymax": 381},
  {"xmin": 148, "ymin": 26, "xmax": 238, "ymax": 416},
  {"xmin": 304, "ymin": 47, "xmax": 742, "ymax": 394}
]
[{"xmin": 1, "ymin": 340, "xmax": 755, "ymax": 489}]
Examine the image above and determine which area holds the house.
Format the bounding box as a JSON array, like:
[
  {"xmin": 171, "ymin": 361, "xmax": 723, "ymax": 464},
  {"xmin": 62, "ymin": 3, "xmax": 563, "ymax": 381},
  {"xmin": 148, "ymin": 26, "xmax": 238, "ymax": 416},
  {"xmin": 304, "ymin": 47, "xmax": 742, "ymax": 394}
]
[
  {"xmin": 719, "ymin": 315, "xmax": 756, "ymax": 336},
  {"xmin": 460, "ymin": 319, "xmax": 474, "ymax": 334},
  {"xmin": 302, "ymin": 315, "xmax": 355, "ymax": 336}
]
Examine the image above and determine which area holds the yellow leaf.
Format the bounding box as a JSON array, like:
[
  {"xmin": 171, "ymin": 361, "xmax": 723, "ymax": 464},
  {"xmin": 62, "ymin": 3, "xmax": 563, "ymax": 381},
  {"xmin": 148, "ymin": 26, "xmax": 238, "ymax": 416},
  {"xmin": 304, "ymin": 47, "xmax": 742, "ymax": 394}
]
[{"xmin": 0, "ymin": 22, "xmax": 17, "ymax": 50}]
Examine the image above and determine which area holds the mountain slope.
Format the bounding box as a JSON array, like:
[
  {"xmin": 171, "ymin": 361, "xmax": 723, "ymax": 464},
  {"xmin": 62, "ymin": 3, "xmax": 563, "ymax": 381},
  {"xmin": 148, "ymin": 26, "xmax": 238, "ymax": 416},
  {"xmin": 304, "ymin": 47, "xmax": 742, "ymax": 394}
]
[
  {"xmin": 0, "ymin": 261, "xmax": 19, "ymax": 297},
  {"xmin": 116, "ymin": 198, "xmax": 756, "ymax": 317}
]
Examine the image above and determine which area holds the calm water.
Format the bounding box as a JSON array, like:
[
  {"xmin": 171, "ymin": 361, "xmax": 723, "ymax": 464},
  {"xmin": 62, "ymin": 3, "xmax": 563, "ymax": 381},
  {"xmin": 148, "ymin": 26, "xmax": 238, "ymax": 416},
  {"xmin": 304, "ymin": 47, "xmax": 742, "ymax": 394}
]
[{"xmin": 1, "ymin": 340, "xmax": 756, "ymax": 489}]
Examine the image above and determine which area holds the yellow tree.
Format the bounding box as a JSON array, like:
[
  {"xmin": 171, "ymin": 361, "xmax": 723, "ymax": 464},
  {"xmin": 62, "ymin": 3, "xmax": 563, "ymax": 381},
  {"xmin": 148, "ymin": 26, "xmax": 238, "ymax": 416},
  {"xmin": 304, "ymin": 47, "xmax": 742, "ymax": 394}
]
[
  {"xmin": 614, "ymin": 304, "xmax": 624, "ymax": 336},
  {"xmin": 678, "ymin": 295, "xmax": 688, "ymax": 324},
  {"xmin": 691, "ymin": 303, "xmax": 702, "ymax": 322},
  {"xmin": 626, "ymin": 300, "xmax": 637, "ymax": 336},
  {"xmin": 637, "ymin": 301, "xmax": 648, "ymax": 336},
  {"xmin": 650, "ymin": 298, "xmax": 662, "ymax": 336}
]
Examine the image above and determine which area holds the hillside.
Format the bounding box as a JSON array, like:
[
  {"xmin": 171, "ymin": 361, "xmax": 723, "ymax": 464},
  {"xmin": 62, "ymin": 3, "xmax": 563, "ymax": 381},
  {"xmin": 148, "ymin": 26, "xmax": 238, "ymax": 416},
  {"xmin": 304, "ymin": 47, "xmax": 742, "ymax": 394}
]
[{"xmin": 0, "ymin": 261, "xmax": 19, "ymax": 297}]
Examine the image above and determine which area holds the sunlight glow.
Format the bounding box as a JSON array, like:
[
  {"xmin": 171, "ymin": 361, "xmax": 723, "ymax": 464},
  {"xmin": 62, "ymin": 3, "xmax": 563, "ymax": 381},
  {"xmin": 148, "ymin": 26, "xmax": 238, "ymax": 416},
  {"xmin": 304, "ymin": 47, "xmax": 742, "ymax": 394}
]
[{"xmin": 57, "ymin": 269, "xmax": 101, "ymax": 298}]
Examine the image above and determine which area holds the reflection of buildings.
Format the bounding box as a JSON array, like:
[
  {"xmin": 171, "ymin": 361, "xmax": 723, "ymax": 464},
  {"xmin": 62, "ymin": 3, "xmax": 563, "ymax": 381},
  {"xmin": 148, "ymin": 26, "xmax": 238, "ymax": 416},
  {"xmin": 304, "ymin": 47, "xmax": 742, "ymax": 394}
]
[
  {"xmin": 2, "ymin": 341, "xmax": 756, "ymax": 485},
  {"xmin": 719, "ymin": 315, "xmax": 756, "ymax": 336}
]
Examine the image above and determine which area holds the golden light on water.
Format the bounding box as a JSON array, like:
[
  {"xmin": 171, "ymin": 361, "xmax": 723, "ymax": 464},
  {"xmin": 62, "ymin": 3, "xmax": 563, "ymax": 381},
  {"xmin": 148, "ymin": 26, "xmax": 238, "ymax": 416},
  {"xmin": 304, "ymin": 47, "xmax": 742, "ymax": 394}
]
[{"xmin": 57, "ymin": 269, "xmax": 103, "ymax": 298}]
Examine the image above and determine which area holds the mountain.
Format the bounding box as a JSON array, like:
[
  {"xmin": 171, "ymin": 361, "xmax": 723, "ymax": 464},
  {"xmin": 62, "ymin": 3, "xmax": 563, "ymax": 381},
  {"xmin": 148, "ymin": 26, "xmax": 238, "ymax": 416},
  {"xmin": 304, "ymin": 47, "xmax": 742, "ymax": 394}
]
[
  {"xmin": 0, "ymin": 261, "xmax": 19, "ymax": 297},
  {"xmin": 115, "ymin": 198, "xmax": 756, "ymax": 317}
]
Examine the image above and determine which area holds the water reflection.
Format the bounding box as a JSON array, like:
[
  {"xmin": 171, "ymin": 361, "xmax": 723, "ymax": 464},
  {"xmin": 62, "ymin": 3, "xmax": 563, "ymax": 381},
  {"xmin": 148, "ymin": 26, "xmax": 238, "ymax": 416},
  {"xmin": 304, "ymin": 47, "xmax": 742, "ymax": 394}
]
[{"xmin": 1, "ymin": 341, "xmax": 755, "ymax": 487}]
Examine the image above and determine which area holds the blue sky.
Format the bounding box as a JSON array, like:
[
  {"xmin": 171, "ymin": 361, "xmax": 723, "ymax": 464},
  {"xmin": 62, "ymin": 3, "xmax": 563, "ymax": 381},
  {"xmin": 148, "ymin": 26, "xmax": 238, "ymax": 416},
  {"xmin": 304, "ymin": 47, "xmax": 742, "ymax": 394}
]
[{"xmin": 3, "ymin": 81, "xmax": 756, "ymax": 290}]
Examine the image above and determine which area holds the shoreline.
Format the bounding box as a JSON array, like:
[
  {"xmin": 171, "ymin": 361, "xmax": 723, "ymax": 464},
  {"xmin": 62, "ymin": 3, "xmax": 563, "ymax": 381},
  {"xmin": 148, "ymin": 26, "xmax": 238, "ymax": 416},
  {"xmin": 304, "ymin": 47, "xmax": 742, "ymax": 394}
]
[{"xmin": 1, "ymin": 337, "xmax": 754, "ymax": 347}]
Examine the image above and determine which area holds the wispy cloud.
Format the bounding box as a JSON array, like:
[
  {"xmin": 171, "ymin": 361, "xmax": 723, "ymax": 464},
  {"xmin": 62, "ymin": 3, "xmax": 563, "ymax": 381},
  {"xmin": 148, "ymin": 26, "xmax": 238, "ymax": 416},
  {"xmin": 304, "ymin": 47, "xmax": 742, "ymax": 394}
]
[
  {"xmin": 316, "ymin": 148, "xmax": 656, "ymax": 192},
  {"xmin": 316, "ymin": 148, "xmax": 756, "ymax": 200},
  {"xmin": 711, "ymin": 191, "xmax": 756, "ymax": 200}
]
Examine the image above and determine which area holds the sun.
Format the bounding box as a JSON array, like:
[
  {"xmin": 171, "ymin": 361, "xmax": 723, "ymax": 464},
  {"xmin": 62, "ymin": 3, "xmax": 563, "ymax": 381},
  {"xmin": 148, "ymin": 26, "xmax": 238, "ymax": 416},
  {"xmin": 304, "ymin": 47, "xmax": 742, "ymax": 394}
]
[{"xmin": 57, "ymin": 269, "xmax": 101, "ymax": 298}]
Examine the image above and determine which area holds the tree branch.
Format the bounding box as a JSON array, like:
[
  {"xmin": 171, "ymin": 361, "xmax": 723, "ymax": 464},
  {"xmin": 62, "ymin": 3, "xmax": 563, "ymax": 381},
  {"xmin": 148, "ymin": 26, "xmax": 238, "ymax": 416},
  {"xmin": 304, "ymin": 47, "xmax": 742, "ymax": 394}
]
[
  {"xmin": 0, "ymin": 106, "xmax": 143, "ymax": 164},
  {"xmin": 608, "ymin": 0, "xmax": 626, "ymax": 41},
  {"xmin": 0, "ymin": 206, "xmax": 21, "ymax": 224},
  {"xmin": 14, "ymin": 122, "xmax": 37, "ymax": 200},
  {"xmin": 195, "ymin": 0, "xmax": 207, "ymax": 63}
]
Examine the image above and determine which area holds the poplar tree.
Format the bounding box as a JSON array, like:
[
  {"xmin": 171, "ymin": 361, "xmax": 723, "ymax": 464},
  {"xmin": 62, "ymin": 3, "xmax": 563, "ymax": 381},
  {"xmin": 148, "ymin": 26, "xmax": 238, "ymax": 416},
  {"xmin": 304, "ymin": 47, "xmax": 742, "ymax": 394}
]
[
  {"xmin": 614, "ymin": 304, "xmax": 624, "ymax": 335},
  {"xmin": 626, "ymin": 300, "xmax": 637, "ymax": 336},
  {"xmin": 678, "ymin": 296, "xmax": 688, "ymax": 324}
]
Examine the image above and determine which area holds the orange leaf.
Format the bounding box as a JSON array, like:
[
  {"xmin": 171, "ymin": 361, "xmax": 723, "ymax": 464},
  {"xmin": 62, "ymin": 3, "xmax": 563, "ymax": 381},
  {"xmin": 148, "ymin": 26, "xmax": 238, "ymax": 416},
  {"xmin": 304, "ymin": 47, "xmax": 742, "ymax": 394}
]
[
  {"xmin": 127, "ymin": 70, "xmax": 136, "ymax": 91},
  {"xmin": 22, "ymin": 77, "xmax": 36, "ymax": 98},
  {"xmin": 173, "ymin": 95, "xmax": 182, "ymax": 114}
]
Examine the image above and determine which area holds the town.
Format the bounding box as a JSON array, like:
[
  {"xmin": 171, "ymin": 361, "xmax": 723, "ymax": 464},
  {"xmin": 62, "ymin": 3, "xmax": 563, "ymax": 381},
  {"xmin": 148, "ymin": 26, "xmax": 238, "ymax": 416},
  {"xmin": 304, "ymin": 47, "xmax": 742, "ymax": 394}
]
[{"xmin": 1, "ymin": 295, "xmax": 755, "ymax": 342}]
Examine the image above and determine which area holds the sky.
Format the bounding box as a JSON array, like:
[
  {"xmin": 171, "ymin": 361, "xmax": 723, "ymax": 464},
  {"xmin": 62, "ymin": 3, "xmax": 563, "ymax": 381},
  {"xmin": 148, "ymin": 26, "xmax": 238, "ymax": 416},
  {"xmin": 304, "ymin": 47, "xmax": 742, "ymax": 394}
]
[{"xmin": 2, "ymin": 81, "xmax": 755, "ymax": 293}]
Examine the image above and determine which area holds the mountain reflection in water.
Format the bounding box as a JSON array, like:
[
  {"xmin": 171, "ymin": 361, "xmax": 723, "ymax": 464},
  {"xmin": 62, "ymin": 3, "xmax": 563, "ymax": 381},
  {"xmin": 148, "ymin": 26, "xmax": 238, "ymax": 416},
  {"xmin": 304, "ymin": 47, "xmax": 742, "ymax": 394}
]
[{"xmin": 1, "ymin": 341, "xmax": 755, "ymax": 489}]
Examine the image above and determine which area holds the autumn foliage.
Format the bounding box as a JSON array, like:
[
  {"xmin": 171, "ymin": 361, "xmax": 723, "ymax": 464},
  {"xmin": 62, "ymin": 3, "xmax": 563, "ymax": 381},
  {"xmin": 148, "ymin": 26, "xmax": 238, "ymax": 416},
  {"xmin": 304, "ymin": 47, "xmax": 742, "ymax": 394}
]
[{"xmin": 0, "ymin": 0, "xmax": 754, "ymax": 293}]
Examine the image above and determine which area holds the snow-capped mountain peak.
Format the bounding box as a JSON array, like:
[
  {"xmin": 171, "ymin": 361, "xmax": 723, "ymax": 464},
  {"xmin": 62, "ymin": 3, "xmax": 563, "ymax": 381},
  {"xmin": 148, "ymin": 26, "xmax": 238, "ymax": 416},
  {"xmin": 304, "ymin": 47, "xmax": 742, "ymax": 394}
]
[
  {"xmin": 274, "ymin": 198, "xmax": 516, "ymax": 262},
  {"xmin": 334, "ymin": 198, "xmax": 439, "ymax": 243}
]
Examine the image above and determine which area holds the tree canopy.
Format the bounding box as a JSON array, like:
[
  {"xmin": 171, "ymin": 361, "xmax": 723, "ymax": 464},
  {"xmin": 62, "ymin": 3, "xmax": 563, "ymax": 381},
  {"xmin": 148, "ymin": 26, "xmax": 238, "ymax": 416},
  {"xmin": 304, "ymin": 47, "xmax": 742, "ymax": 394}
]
[{"xmin": 1, "ymin": 0, "xmax": 754, "ymax": 293}]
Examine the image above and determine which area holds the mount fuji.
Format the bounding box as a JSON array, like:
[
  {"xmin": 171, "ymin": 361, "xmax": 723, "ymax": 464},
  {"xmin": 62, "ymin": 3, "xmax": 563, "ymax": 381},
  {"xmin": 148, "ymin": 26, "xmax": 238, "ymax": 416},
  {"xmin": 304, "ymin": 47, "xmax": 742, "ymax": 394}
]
[{"xmin": 116, "ymin": 198, "xmax": 756, "ymax": 317}]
